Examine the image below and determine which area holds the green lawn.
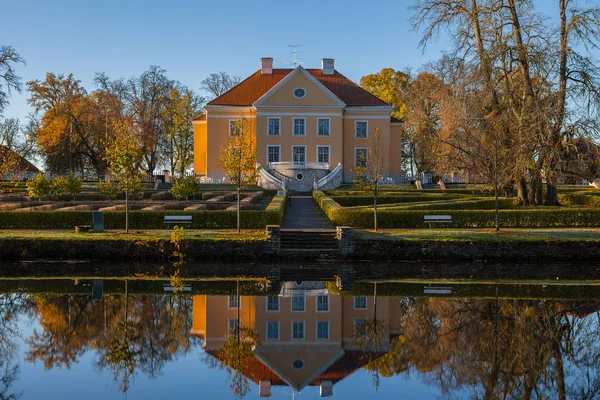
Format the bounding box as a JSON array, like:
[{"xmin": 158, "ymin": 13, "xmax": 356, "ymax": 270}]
[
  {"xmin": 357, "ymin": 228, "xmax": 600, "ymax": 242},
  {"xmin": 0, "ymin": 229, "xmax": 267, "ymax": 241}
]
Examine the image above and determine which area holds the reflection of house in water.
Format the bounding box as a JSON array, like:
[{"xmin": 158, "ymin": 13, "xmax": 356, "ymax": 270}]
[{"xmin": 191, "ymin": 281, "xmax": 402, "ymax": 397}]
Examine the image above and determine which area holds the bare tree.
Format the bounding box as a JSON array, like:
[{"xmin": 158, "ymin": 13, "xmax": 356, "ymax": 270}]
[
  {"xmin": 200, "ymin": 72, "xmax": 240, "ymax": 99},
  {"xmin": 0, "ymin": 46, "xmax": 25, "ymax": 116}
]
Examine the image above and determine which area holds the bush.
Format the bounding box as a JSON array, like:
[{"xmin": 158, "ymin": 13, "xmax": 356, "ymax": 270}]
[
  {"xmin": 332, "ymin": 193, "xmax": 466, "ymax": 206},
  {"xmin": 151, "ymin": 191, "xmax": 173, "ymax": 201},
  {"xmin": 313, "ymin": 190, "xmax": 600, "ymax": 228},
  {"xmin": 97, "ymin": 180, "xmax": 117, "ymax": 199},
  {"xmin": 0, "ymin": 196, "xmax": 286, "ymax": 229},
  {"xmin": 170, "ymin": 176, "xmax": 199, "ymax": 200},
  {"xmin": 558, "ymin": 192, "xmax": 600, "ymax": 208},
  {"xmin": 26, "ymin": 174, "xmax": 53, "ymax": 200}
]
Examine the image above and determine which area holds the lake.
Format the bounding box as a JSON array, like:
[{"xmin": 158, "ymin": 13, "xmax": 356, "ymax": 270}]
[{"xmin": 0, "ymin": 264, "xmax": 599, "ymax": 399}]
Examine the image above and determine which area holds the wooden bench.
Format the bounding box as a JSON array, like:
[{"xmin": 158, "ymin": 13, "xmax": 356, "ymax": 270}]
[
  {"xmin": 164, "ymin": 215, "xmax": 192, "ymax": 228},
  {"xmin": 424, "ymin": 215, "xmax": 452, "ymax": 227},
  {"xmin": 74, "ymin": 225, "xmax": 91, "ymax": 233}
]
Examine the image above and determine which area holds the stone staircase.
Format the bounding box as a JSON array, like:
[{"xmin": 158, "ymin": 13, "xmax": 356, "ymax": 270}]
[{"xmin": 279, "ymin": 229, "xmax": 339, "ymax": 252}]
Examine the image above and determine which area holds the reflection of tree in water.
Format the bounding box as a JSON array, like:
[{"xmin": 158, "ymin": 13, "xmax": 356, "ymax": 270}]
[
  {"xmin": 376, "ymin": 297, "xmax": 600, "ymax": 399},
  {"xmin": 25, "ymin": 288, "xmax": 196, "ymax": 393},
  {"xmin": 0, "ymin": 294, "xmax": 29, "ymax": 400}
]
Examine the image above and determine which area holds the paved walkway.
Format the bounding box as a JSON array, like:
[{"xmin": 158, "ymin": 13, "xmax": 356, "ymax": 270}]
[{"xmin": 281, "ymin": 196, "xmax": 334, "ymax": 229}]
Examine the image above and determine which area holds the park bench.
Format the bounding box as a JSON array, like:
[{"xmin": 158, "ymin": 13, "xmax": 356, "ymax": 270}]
[
  {"xmin": 74, "ymin": 225, "xmax": 91, "ymax": 233},
  {"xmin": 424, "ymin": 215, "xmax": 452, "ymax": 228},
  {"xmin": 164, "ymin": 215, "xmax": 192, "ymax": 228}
]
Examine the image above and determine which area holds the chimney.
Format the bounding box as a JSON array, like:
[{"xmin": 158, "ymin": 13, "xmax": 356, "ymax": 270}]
[
  {"xmin": 321, "ymin": 58, "xmax": 335, "ymax": 75},
  {"xmin": 320, "ymin": 380, "xmax": 333, "ymax": 397},
  {"xmin": 259, "ymin": 380, "xmax": 272, "ymax": 397},
  {"xmin": 261, "ymin": 57, "xmax": 273, "ymax": 75}
]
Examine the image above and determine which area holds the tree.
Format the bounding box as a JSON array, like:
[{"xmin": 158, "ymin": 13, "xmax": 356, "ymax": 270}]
[
  {"xmin": 163, "ymin": 87, "xmax": 204, "ymax": 177},
  {"xmin": 0, "ymin": 46, "xmax": 26, "ymax": 116},
  {"xmin": 97, "ymin": 179, "xmax": 117, "ymax": 200},
  {"xmin": 353, "ymin": 128, "xmax": 387, "ymax": 231},
  {"xmin": 200, "ymin": 72, "xmax": 240, "ymax": 99},
  {"xmin": 219, "ymin": 118, "xmax": 257, "ymax": 233},
  {"xmin": 26, "ymin": 173, "xmax": 52, "ymax": 200},
  {"xmin": 360, "ymin": 68, "xmax": 410, "ymax": 121},
  {"xmin": 104, "ymin": 120, "xmax": 143, "ymax": 233}
]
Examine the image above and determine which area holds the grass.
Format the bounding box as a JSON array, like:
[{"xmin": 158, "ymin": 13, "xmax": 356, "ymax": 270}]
[
  {"xmin": 357, "ymin": 228, "xmax": 600, "ymax": 242},
  {"xmin": 0, "ymin": 229, "xmax": 267, "ymax": 241}
]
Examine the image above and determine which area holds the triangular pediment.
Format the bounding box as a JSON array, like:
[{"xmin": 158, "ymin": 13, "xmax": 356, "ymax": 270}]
[{"xmin": 254, "ymin": 66, "xmax": 346, "ymax": 108}]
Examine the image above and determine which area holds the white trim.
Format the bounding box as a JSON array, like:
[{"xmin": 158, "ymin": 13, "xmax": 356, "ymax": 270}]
[
  {"xmin": 292, "ymin": 118, "xmax": 306, "ymax": 136},
  {"xmin": 256, "ymin": 105, "xmax": 344, "ymax": 110},
  {"xmin": 293, "ymin": 87, "xmax": 307, "ymax": 99},
  {"xmin": 204, "ymin": 105, "xmax": 254, "ymax": 112},
  {"xmin": 354, "ymin": 147, "xmax": 368, "ymax": 168},
  {"xmin": 227, "ymin": 294, "xmax": 239, "ymax": 309},
  {"xmin": 316, "ymin": 321, "xmax": 330, "ymax": 340},
  {"xmin": 258, "ymin": 112, "xmax": 342, "ymax": 117},
  {"xmin": 265, "ymin": 295, "xmax": 280, "ymax": 312},
  {"xmin": 253, "ymin": 65, "xmax": 346, "ymax": 107},
  {"xmin": 192, "ymin": 120, "xmax": 207, "ymax": 125},
  {"xmin": 345, "ymin": 105, "xmax": 393, "ymax": 111},
  {"xmin": 207, "ymin": 114, "xmax": 256, "ymax": 119},
  {"xmin": 290, "ymin": 294, "xmax": 306, "ymax": 312},
  {"xmin": 316, "ymin": 145, "xmax": 331, "ymax": 164},
  {"xmin": 292, "ymin": 145, "xmax": 307, "ymax": 165},
  {"xmin": 391, "ymin": 122, "xmax": 404, "ymax": 126},
  {"xmin": 267, "ymin": 117, "xmax": 281, "ymax": 136},
  {"xmin": 266, "ymin": 145, "xmax": 281, "ymax": 164},
  {"xmin": 315, "ymin": 294, "xmax": 330, "ymax": 312},
  {"xmin": 228, "ymin": 119, "xmax": 236, "ymax": 137},
  {"xmin": 345, "ymin": 115, "xmax": 391, "ymax": 120},
  {"xmin": 353, "ymin": 296, "xmax": 368, "ymax": 310},
  {"xmin": 291, "ymin": 321, "xmax": 305, "ymax": 340},
  {"xmin": 354, "ymin": 120, "xmax": 368, "ymax": 139},
  {"xmin": 266, "ymin": 320, "xmax": 280, "ymax": 340},
  {"xmin": 316, "ymin": 117, "xmax": 331, "ymax": 137}
]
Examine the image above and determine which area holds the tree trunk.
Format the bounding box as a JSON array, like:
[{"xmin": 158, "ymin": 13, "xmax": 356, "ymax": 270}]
[
  {"xmin": 237, "ymin": 186, "xmax": 241, "ymax": 233},
  {"xmin": 517, "ymin": 176, "xmax": 529, "ymax": 206},
  {"xmin": 545, "ymin": 183, "xmax": 559, "ymax": 206},
  {"xmin": 553, "ymin": 338, "xmax": 566, "ymax": 400},
  {"xmin": 374, "ymin": 194, "xmax": 378, "ymax": 231},
  {"xmin": 527, "ymin": 176, "xmax": 539, "ymax": 205},
  {"xmin": 494, "ymin": 184, "xmax": 499, "ymax": 232},
  {"xmin": 125, "ymin": 189, "xmax": 129, "ymax": 233}
]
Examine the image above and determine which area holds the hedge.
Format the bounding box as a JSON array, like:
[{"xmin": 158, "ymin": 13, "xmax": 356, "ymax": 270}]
[
  {"xmin": 0, "ymin": 196, "xmax": 286, "ymax": 229},
  {"xmin": 558, "ymin": 191, "xmax": 600, "ymax": 208},
  {"xmin": 332, "ymin": 193, "xmax": 466, "ymax": 206},
  {"xmin": 313, "ymin": 190, "xmax": 600, "ymax": 228}
]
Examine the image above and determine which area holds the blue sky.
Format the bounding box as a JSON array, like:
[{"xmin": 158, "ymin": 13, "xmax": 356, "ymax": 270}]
[{"xmin": 2, "ymin": 0, "xmax": 562, "ymax": 122}]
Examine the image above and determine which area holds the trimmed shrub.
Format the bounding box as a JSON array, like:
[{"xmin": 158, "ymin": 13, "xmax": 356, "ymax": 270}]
[
  {"xmin": 313, "ymin": 190, "xmax": 600, "ymax": 228},
  {"xmin": 558, "ymin": 192, "xmax": 600, "ymax": 208},
  {"xmin": 0, "ymin": 196, "xmax": 286, "ymax": 229},
  {"xmin": 151, "ymin": 191, "xmax": 173, "ymax": 201},
  {"xmin": 171, "ymin": 176, "xmax": 199, "ymax": 200},
  {"xmin": 332, "ymin": 193, "xmax": 466, "ymax": 206}
]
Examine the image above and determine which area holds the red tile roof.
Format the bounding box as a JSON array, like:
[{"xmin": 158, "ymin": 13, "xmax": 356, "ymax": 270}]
[{"xmin": 207, "ymin": 69, "xmax": 389, "ymax": 107}]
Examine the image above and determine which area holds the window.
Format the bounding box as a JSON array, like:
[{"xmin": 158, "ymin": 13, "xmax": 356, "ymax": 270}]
[
  {"xmin": 355, "ymin": 148, "xmax": 368, "ymax": 168},
  {"xmin": 355, "ymin": 121, "xmax": 368, "ymax": 138},
  {"xmin": 293, "ymin": 118, "xmax": 306, "ymax": 136},
  {"xmin": 353, "ymin": 318, "xmax": 366, "ymax": 335},
  {"xmin": 354, "ymin": 296, "xmax": 367, "ymax": 310},
  {"xmin": 292, "ymin": 146, "xmax": 306, "ymax": 165},
  {"xmin": 267, "ymin": 146, "xmax": 280, "ymax": 164},
  {"xmin": 316, "ymin": 295, "xmax": 329, "ymax": 312},
  {"xmin": 317, "ymin": 146, "xmax": 330, "ymax": 164},
  {"xmin": 266, "ymin": 296, "xmax": 279, "ymax": 312},
  {"xmin": 317, "ymin": 118, "xmax": 330, "ymax": 136},
  {"xmin": 316, "ymin": 321, "xmax": 329, "ymax": 340},
  {"xmin": 291, "ymin": 296, "xmax": 305, "ymax": 312},
  {"xmin": 228, "ymin": 295, "xmax": 239, "ymax": 309},
  {"xmin": 229, "ymin": 120, "xmax": 241, "ymax": 136},
  {"xmin": 267, "ymin": 118, "xmax": 280, "ymax": 136},
  {"xmin": 293, "ymin": 88, "xmax": 306, "ymax": 99},
  {"xmin": 228, "ymin": 318, "xmax": 239, "ymax": 331},
  {"xmin": 292, "ymin": 321, "xmax": 305, "ymax": 340},
  {"xmin": 266, "ymin": 321, "xmax": 279, "ymax": 340}
]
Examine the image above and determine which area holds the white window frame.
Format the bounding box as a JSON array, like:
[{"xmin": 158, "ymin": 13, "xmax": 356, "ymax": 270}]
[
  {"xmin": 266, "ymin": 320, "xmax": 280, "ymax": 340},
  {"xmin": 316, "ymin": 294, "xmax": 330, "ymax": 312},
  {"xmin": 355, "ymin": 120, "xmax": 368, "ymax": 139},
  {"xmin": 292, "ymin": 321, "xmax": 305, "ymax": 340},
  {"xmin": 291, "ymin": 295, "xmax": 306, "ymax": 312},
  {"xmin": 267, "ymin": 117, "xmax": 281, "ymax": 136},
  {"xmin": 266, "ymin": 295, "xmax": 280, "ymax": 312},
  {"xmin": 228, "ymin": 318, "xmax": 239, "ymax": 331},
  {"xmin": 292, "ymin": 145, "xmax": 307, "ymax": 166},
  {"xmin": 316, "ymin": 118, "xmax": 330, "ymax": 137},
  {"xmin": 316, "ymin": 145, "xmax": 331, "ymax": 164},
  {"xmin": 228, "ymin": 295, "xmax": 239, "ymax": 309},
  {"xmin": 293, "ymin": 87, "xmax": 307, "ymax": 99},
  {"xmin": 266, "ymin": 145, "xmax": 281, "ymax": 164},
  {"xmin": 354, "ymin": 147, "xmax": 368, "ymax": 168},
  {"xmin": 292, "ymin": 118, "xmax": 306, "ymax": 136},
  {"xmin": 354, "ymin": 296, "xmax": 368, "ymax": 310},
  {"xmin": 316, "ymin": 321, "xmax": 330, "ymax": 340}
]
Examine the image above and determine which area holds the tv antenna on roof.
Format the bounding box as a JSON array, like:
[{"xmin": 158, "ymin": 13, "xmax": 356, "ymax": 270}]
[{"xmin": 287, "ymin": 44, "xmax": 305, "ymax": 66}]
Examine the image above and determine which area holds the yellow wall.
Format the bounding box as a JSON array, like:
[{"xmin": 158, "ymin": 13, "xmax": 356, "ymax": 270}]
[
  {"xmin": 193, "ymin": 123, "xmax": 207, "ymax": 175},
  {"xmin": 389, "ymin": 123, "xmax": 404, "ymax": 175},
  {"xmin": 259, "ymin": 73, "xmax": 339, "ymax": 107}
]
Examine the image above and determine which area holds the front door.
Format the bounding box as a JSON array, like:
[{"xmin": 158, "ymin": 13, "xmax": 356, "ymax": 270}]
[{"xmin": 292, "ymin": 146, "xmax": 306, "ymax": 167}]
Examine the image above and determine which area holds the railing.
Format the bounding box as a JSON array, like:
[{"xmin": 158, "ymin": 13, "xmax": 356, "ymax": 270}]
[
  {"xmin": 269, "ymin": 161, "xmax": 330, "ymax": 170},
  {"xmin": 314, "ymin": 163, "xmax": 343, "ymax": 190},
  {"xmin": 256, "ymin": 163, "xmax": 285, "ymax": 194}
]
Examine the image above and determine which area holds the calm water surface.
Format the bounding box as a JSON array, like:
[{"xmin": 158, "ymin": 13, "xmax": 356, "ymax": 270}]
[{"xmin": 0, "ymin": 276, "xmax": 599, "ymax": 399}]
